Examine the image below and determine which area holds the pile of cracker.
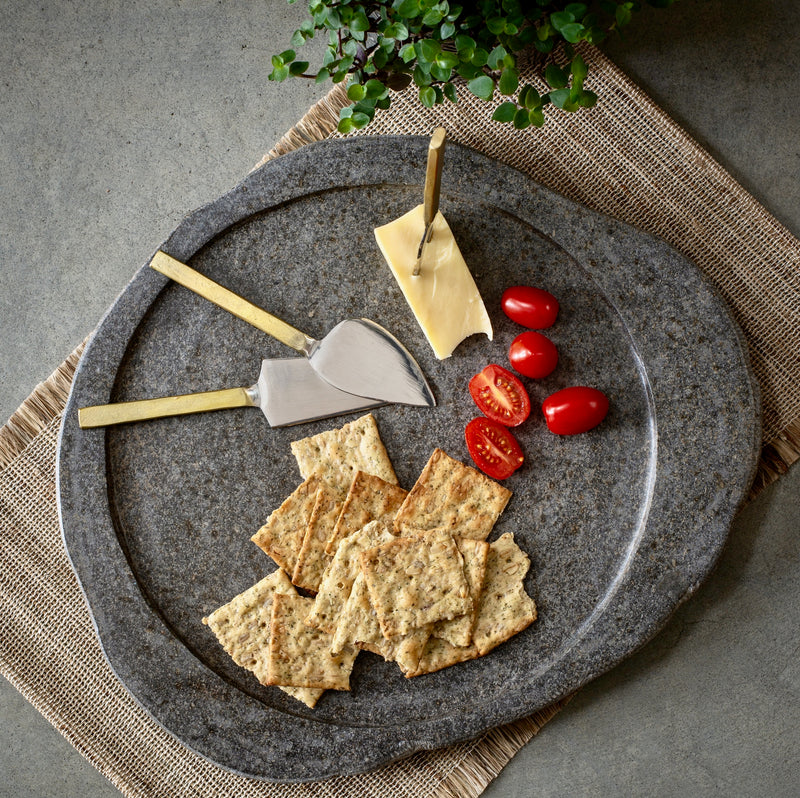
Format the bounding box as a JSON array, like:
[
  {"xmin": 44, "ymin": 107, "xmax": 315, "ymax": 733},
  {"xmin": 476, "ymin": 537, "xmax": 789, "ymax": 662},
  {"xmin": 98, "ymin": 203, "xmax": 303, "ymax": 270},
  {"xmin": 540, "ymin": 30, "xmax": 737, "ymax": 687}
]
[{"xmin": 202, "ymin": 414, "xmax": 537, "ymax": 708}]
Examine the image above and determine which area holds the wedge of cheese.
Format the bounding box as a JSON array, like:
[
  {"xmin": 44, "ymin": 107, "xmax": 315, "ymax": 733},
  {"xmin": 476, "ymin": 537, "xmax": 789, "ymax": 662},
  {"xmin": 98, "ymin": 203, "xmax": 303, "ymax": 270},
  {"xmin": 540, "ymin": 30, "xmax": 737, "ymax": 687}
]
[{"xmin": 374, "ymin": 203, "xmax": 492, "ymax": 359}]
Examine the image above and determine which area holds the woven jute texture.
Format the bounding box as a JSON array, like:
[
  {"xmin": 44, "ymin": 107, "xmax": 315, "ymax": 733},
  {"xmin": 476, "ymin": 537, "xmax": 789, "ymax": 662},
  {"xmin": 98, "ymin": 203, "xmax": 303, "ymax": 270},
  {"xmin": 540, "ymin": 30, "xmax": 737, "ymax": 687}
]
[{"xmin": 1, "ymin": 43, "xmax": 799, "ymax": 797}]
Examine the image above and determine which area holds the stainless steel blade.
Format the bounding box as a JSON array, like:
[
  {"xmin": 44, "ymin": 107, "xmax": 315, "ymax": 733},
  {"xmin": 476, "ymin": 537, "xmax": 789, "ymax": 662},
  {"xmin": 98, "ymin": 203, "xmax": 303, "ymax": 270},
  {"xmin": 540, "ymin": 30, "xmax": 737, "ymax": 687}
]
[
  {"xmin": 308, "ymin": 318, "xmax": 436, "ymax": 407},
  {"xmin": 256, "ymin": 357, "xmax": 383, "ymax": 426}
]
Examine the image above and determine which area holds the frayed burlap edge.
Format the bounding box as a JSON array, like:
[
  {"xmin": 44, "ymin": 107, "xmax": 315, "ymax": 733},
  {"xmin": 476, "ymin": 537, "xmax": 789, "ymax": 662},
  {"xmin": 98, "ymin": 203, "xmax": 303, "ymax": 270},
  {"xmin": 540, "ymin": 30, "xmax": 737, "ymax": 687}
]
[{"xmin": 0, "ymin": 341, "xmax": 86, "ymax": 472}]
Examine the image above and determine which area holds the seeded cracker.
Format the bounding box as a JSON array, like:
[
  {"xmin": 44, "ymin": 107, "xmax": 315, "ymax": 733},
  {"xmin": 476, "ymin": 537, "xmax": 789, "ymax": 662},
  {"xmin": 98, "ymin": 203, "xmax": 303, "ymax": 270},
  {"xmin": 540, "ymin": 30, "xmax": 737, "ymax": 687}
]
[
  {"xmin": 305, "ymin": 519, "xmax": 395, "ymax": 634},
  {"xmin": 251, "ymin": 475, "xmax": 321, "ymax": 576},
  {"xmin": 471, "ymin": 532, "xmax": 537, "ymax": 656},
  {"xmin": 394, "ymin": 448, "xmax": 512, "ymax": 540},
  {"xmin": 201, "ymin": 570, "xmax": 324, "ymax": 708},
  {"xmin": 325, "ymin": 471, "xmax": 408, "ymax": 555},
  {"xmin": 331, "ymin": 571, "xmax": 431, "ymax": 675},
  {"xmin": 268, "ymin": 592, "xmax": 358, "ymax": 690},
  {"xmin": 432, "ymin": 536, "xmax": 490, "ymax": 647},
  {"xmin": 360, "ymin": 529, "xmax": 472, "ymax": 638},
  {"xmin": 292, "ymin": 482, "xmax": 344, "ymax": 593},
  {"xmin": 290, "ymin": 413, "xmax": 398, "ymax": 493}
]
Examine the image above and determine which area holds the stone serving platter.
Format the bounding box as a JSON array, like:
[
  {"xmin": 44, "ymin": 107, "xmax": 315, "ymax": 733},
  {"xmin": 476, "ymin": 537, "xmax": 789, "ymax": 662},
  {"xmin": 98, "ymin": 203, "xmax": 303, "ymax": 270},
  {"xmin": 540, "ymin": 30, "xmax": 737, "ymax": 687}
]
[{"xmin": 57, "ymin": 136, "xmax": 760, "ymax": 782}]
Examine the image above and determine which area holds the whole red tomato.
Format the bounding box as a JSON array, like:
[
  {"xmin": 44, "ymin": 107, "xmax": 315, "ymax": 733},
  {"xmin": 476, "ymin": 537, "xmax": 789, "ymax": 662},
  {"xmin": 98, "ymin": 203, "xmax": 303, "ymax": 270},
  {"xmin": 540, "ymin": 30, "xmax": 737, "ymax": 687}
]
[
  {"xmin": 509, "ymin": 331, "xmax": 559, "ymax": 379},
  {"xmin": 542, "ymin": 386, "xmax": 609, "ymax": 435},
  {"xmin": 465, "ymin": 417, "xmax": 524, "ymax": 479},
  {"xmin": 468, "ymin": 364, "xmax": 531, "ymax": 427},
  {"xmin": 501, "ymin": 286, "xmax": 559, "ymax": 329}
]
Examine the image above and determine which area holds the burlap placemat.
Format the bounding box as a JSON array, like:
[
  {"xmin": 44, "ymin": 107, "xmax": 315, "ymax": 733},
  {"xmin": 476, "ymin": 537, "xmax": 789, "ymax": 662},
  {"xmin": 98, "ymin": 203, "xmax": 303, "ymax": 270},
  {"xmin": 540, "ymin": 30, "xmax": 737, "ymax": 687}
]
[{"xmin": 2, "ymin": 43, "xmax": 799, "ymax": 797}]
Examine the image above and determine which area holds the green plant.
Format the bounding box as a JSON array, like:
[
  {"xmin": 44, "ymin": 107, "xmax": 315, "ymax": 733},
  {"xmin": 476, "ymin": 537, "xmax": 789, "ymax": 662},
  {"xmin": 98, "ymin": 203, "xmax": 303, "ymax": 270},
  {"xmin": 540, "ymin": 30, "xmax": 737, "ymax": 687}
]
[{"xmin": 269, "ymin": 0, "xmax": 676, "ymax": 132}]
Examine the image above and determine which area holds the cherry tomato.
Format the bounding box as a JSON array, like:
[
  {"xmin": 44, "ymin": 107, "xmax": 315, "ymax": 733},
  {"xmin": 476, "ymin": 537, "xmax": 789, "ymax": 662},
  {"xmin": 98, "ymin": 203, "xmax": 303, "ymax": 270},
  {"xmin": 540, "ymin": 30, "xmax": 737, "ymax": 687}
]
[
  {"xmin": 501, "ymin": 285, "xmax": 559, "ymax": 329},
  {"xmin": 465, "ymin": 417, "xmax": 524, "ymax": 480},
  {"xmin": 509, "ymin": 331, "xmax": 559, "ymax": 379},
  {"xmin": 542, "ymin": 386, "xmax": 609, "ymax": 435},
  {"xmin": 469, "ymin": 364, "xmax": 531, "ymax": 427}
]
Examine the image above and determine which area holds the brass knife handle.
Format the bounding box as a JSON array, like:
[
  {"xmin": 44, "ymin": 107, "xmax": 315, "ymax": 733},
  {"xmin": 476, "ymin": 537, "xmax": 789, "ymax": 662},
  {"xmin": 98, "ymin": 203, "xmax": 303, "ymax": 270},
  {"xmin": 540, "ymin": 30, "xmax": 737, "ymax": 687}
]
[
  {"xmin": 78, "ymin": 387, "xmax": 255, "ymax": 428},
  {"xmin": 423, "ymin": 127, "xmax": 446, "ymax": 227},
  {"xmin": 150, "ymin": 251, "xmax": 314, "ymax": 355}
]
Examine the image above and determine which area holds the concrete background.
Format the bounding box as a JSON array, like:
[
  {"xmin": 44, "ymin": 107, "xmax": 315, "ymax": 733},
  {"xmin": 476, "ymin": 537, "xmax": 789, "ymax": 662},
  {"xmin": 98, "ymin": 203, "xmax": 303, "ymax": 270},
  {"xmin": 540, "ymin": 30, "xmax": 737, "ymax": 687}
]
[{"xmin": 1, "ymin": 1, "xmax": 798, "ymax": 795}]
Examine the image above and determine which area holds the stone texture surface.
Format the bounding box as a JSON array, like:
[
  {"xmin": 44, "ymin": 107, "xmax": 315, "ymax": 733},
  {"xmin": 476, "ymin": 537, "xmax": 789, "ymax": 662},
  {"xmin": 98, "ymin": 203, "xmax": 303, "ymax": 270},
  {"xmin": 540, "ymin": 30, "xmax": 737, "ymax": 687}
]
[
  {"xmin": 2, "ymin": 0, "xmax": 799, "ymax": 795},
  {"xmin": 58, "ymin": 136, "xmax": 758, "ymax": 780}
]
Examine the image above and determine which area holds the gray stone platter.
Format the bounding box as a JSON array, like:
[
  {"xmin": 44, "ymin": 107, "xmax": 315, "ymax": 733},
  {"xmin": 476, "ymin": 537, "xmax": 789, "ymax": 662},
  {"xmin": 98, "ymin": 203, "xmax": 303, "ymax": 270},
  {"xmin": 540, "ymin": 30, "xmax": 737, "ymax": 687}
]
[{"xmin": 57, "ymin": 136, "xmax": 760, "ymax": 782}]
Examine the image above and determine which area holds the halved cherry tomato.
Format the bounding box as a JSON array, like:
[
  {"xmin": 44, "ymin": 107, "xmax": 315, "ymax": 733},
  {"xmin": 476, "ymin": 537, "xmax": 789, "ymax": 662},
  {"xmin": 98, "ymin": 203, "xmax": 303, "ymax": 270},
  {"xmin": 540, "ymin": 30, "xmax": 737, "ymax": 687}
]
[
  {"xmin": 465, "ymin": 417, "xmax": 524, "ymax": 480},
  {"xmin": 542, "ymin": 386, "xmax": 609, "ymax": 435},
  {"xmin": 469, "ymin": 364, "xmax": 531, "ymax": 427},
  {"xmin": 509, "ymin": 331, "xmax": 559, "ymax": 379},
  {"xmin": 501, "ymin": 286, "xmax": 559, "ymax": 329}
]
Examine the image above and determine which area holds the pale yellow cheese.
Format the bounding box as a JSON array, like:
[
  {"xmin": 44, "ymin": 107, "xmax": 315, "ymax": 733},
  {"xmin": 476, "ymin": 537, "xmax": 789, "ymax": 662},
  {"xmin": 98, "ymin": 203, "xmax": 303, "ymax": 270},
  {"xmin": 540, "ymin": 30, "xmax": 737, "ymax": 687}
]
[{"xmin": 374, "ymin": 204, "xmax": 492, "ymax": 359}]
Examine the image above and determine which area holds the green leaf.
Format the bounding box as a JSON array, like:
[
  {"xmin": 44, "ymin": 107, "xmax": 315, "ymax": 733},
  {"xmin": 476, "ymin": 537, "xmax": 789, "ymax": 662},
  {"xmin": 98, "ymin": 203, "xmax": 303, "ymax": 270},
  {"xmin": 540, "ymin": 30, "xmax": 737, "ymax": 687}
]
[
  {"xmin": 364, "ymin": 78, "xmax": 388, "ymax": 99},
  {"xmin": 422, "ymin": 8, "xmax": 444, "ymax": 25},
  {"xmin": 396, "ymin": 0, "xmax": 421, "ymax": 15},
  {"xmin": 436, "ymin": 51, "xmax": 460, "ymax": 69},
  {"xmin": 347, "ymin": 83, "xmax": 366, "ymax": 101},
  {"xmin": 399, "ymin": 43, "xmax": 417, "ymax": 63},
  {"xmin": 430, "ymin": 62, "xmax": 452, "ymax": 82},
  {"xmin": 351, "ymin": 111, "xmax": 372, "ymax": 128},
  {"xmin": 440, "ymin": 21, "xmax": 456, "ymax": 38},
  {"xmin": 417, "ymin": 38, "xmax": 441, "ymax": 62},
  {"xmin": 350, "ymin": 11, "xmax": 370, "ymax": 32},
  {"xmin": 529, "ymin": 107, "xmax": 545, "ymax": 127},
  {"xmin": 498, "ymin": 67, "xmax": 519, "ymax": 96},
  {"xmin": 571, "ymin": 54, "xmax": 588, "ymax": 83},
  {"xmin": 518, "ymin": 84, "xmax": 541, "ymax": 109},
  {"xmin": 486, "ymin": 45, "xmax": 507, "ymax": 70},
  {"xmin": 278, "ymin": 50, "xmax": 296, "ymax": 63},
  {"xmin": 443, "ymin": 81, "xmax": 458, "ymax": 102},
  {"xmin": 486, "ymin": 16, "xmax": 505, "ymax": 34},
  {"xmin": 560, "ymin": 22, "xmax": 584, "ymax": 42},
  {"xmin": 616, "ymin": 4, "xmax": 633, "ymax": 27},
  {"xmin": 549, "ymin": 87, "xmax": 579, "ymax": 111},
  {"xmin": 338, "ymin": 117, "xmax": 356, "ymax": 134},
  {"xmin": 578, "ymin": 89, "xmax": 597, "ymax": 107},
  {"xmin": 471, "ymin": 47, "xmax": 489, "ymax": 67},
  {"xmin": 545, "ymin": 63, "xmax": 568, "ymax": 88},
  {"xmin": 467, "ymin": 74, "xmax": 495, "ymax": 100},
  {"xmin": 290, "ymin": 30, "xmax": 306, "ymax": 48},
  {"xmin": 513, "ymin": 107, "xmax": 531, "ymax": 129},
  {"xmin": 269, "ymin": 65, "xmax": 290, "ymax": 82},
  {"xmin": 550, "ymin": 11, "xmax": 574, "ymax": 32},
  {"xmin": 419, "ymin": 86, "xmax": 437, "ymax": 107},
  {"xmin": 492, "ymin": 101, "xmax": 518, "ymax": 123},
  {"xmin": 565, "ymin": 3, "xmax": 588, "ymax": 16},
  {"xmin": 413, "ymin": 64, "xmax": 433, "ymax": 86},
  {"xmin": 315, "ymin": 67, "xmax": 331, "ymax": 84},
  {"xmin": 289, "ymin": 60, "xmax": 310, "ymax": 76}
]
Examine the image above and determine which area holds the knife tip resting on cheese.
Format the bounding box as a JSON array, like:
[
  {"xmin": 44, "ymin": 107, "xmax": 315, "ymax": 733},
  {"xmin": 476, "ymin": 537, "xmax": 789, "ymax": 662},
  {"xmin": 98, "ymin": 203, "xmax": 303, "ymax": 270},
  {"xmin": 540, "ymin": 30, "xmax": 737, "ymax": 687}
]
[{"xmin": 374, "ymin": 202, "xmax": 493, "ymax": 360}]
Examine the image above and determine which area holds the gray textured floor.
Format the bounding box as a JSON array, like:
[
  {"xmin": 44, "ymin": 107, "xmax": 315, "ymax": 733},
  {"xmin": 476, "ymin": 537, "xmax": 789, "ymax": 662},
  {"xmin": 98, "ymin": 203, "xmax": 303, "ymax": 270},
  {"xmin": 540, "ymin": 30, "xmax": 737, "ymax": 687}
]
[{"xmin": 2, "ymin": 1, "xmax": 799, "ymax": 796}]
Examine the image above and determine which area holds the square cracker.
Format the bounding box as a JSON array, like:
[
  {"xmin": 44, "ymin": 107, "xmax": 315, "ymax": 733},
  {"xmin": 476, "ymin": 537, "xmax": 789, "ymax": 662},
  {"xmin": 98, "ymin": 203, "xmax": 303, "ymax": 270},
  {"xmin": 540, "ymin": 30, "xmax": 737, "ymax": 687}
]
[
  {"xmin": 251, "ymin": 475, "xmax": 321, "ymax": 577},
  {"xmin": 292, "ymin": 482, "xmax": 344, "ymax": 593},
  {"xmin": 201, "ymin": 570, "xmax": 324, "ymax": 708},
  {"xmin": 471, "ymin": 532, "xmax": 537, "ymax": 657},
  {"xmin": 331, "ymin": 571, "xmax": 431, "ymax": 675},
  {"xmin": 393, "ymin": 449, "xmax": 512, "ymax": 540},
  {"xmin": 304, "ymin": 519, "xmax": 395, "ymax": 634},
  {"xmin": 267, "ymin": 592, "xmax": 358, "ymax": 691},
  {"xmin": 290, "ymin": 413, "xmax": 398, "ymax": 493},
  {"xmin": 325, "ymin": 471, "xmax": 408, "ymax": 555},
  {"xmin": 432, "ymin": 536, "xmax": 490, "ymax": 648},
  {"xmin": 360, "ymin": 529, "xmax": 472, "ymax": 638},
  {"xmin": 407, "ymin": 636, "xmax": 479, "ymax": 678},
  {"xmin": 408, "ymin": 533, "xmax": 537, "ymax": 677}
]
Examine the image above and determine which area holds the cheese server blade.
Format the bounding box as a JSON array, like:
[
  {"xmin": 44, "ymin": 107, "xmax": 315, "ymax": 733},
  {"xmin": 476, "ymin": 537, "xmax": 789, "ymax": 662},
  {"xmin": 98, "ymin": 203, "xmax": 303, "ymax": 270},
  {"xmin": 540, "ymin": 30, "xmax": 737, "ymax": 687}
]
[
  {"xmin": 78, "ymin": 358, "xmax": 383, "ymax": 429},
  {"xmin": 150, "ymin": 251, "xmax": 435, "ymax": 408}
]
